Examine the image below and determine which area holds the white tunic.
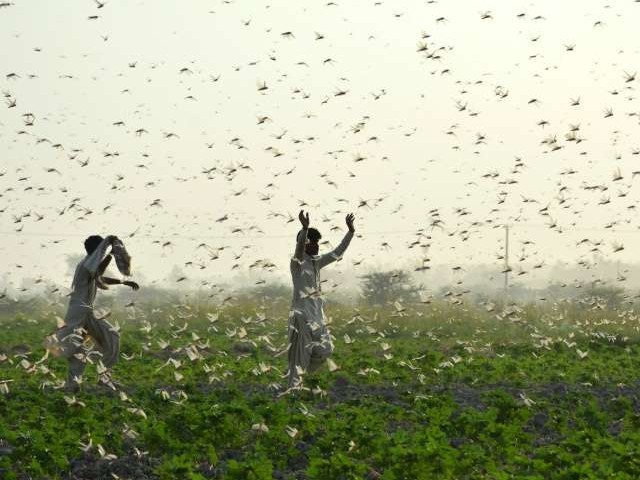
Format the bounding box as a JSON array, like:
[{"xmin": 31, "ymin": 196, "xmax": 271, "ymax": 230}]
[
  {"xmin": 52, "ymin": 237, "xmax": 119, "ymax": 367},
  {"xmin": 65, "ymin": 237, "xmax": 112, "ymax": 325},
  {"xmin": 287, "ymin": 229, "xmax": 353, "ymax": 387}
]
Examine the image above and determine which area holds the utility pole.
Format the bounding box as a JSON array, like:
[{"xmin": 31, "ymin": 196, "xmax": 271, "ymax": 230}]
[{"xmin": 504, "ymin": 224, "xmax": 510, "ymax": 292}]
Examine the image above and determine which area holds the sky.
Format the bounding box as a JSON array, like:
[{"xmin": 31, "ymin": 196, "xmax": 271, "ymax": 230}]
[{"xmin": 1, "ymin": 0, "xmax": 640, "ymax": 294}]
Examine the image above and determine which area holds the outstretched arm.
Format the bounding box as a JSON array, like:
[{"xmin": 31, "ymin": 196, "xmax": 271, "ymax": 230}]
[
  {"xmin": 293, "ymin": 210, "xmax": 309, "ymax": 263},
  {"xmin": 317, "ymin": 213, "xmax": 355, "ymax": 269},
  {"xmin": 100, "ymin": 277, "xmax": 140, "ymax": 290}
]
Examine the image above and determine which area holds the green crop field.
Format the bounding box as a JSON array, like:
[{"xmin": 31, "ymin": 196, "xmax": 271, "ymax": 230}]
[{"xmin": 2, "ymin": 298, "xmax": 640, "ymax": 479}]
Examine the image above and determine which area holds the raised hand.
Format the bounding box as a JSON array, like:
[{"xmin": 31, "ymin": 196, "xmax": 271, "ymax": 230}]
[
  {"xmin": 346, "ymin": 213, "xmax": 355, "ymax": 233},
  {"xmin": 298, "ymin": 210, "xmax": 310, "ymax": 229}
]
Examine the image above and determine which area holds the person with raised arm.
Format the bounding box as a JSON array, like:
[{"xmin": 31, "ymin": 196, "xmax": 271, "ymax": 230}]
[
  {"xmin": 47, "ymin": 235, "xmax": 139, "ymax": 392},
  {"xmin": 287, "ymin": 210, "xmax": 355, "ymax": 389}
]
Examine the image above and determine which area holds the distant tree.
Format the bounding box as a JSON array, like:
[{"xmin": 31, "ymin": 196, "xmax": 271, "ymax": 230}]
[
  {"xmin": 65, "ymin": 253, "xmax": 84, "ymax": 276},
  {"xmin": 578, "ymin": 284, "xmax": 625, "ymax": 309},
  {"xmin": 360, "ymin": 270, "xmax": 422, "ymax": 306},
  {"xmin": 238, "ymin": 283, "xmax": 290, "ymax": 303},
  {"xmin": 541, "ymin": 282, "xmax": 580, "ymax": 302},
  {"xmin": 167, "ymin": 265, "xmax": 188, "ymax": 284}
]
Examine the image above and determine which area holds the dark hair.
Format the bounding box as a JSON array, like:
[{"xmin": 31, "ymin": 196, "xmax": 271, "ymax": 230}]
[
  {"xmin": 307, "ymin": 228, "xmax": 321, "ymax": 243},
  {"xmin": 297, "ymin": 227, "xmax": 322, "ymax": 243},
  {"xmin": 84, "ymin": 235, "xmax": 104, "ymax": 255}
]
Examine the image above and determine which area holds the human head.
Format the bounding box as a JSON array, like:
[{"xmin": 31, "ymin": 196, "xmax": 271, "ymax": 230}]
[
  {"xmin": 84, "ymin": 235, "xmax": 104, "ymax": 255},
  {"xmin": 298, "ymin": 227, "xmax": 321, "ymax": 256}
]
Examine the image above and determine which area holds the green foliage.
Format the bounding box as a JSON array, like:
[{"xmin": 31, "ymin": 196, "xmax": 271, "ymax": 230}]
[
  {"xmin": 359, "ymin": 269, "xmax": 422, "ymax": 305},
  {"xmin": 577, "ymin": 285, "xmax": 625, "ymax": 309},
  {"xmin": 2, "ymin": 299, "xmax": 640, "ymax": 479},
  {"xmin": 226, "ymin": 454, "xmax": 273, "ymax": 479},
  {"xmin": 307, "ymin": 453, "xmax": 368, "ymax": 479},
  {"xmin": 156, "ymin": 454, "xmax": 205, "ymax": 480}
]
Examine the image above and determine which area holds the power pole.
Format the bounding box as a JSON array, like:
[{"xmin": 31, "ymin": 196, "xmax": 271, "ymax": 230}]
[{"xmin": 504, "ymin": 224, "xmax": 510, "ymax": 292}]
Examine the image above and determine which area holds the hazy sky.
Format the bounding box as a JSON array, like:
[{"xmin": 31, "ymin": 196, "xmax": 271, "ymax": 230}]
[{"xmin": 1, "ymin": 0, "xmax": 640, "ymax": 292}]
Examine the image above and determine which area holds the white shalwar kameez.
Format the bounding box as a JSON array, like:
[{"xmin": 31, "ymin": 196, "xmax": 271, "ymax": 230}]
[
  {"xmin": 53, "ymin": 237, "xmax": 120, "ymax": 388},
  {"xmin": 287, "ymin": 229, "xmax": 354, "ymax": 388}
]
